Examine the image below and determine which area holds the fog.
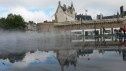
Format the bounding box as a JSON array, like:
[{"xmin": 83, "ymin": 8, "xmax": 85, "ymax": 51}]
[{"xmin": 0, "ymin": 31, "xmax": 71, "ymax": 54}]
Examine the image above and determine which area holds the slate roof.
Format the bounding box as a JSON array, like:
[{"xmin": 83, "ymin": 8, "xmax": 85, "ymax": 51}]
[{"xmin": 76, "ymin": 14, "xmax": 92, "ymax": 21}]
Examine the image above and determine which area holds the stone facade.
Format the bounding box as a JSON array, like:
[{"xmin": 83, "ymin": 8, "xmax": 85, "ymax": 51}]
[
  {"xmin": 37, "ymin": 18, "xmax": 126, "ymax": 32},
  {"xmin": 54, "ymin": 18, "xmax": 126, "ymax": 31},
  {"xmin": 37, "ymin": 22, "xmax": 54, "ymax": 32},
  {"xmin": 55, "ymin": 1, "xmax": 76, "ymax": 22}
]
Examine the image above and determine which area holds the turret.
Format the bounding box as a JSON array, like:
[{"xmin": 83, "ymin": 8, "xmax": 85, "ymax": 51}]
[
  {"xmin": 71, "ymin": 2, "xmax": 75, "ymax": 11},
  {"xmin": 58, "ymin": 1, "xmax": 61, "ymax": 6},
  {"xmin": 120, "ymin": 6, "xmax": 124, "ymax": 18},
  {"xmin": 117, "ymin": 12, "xmax": 120, "ymax": 18},
  {"xmin": 71, "ymin": 2, "xmax": 73, "ymax": 8}
]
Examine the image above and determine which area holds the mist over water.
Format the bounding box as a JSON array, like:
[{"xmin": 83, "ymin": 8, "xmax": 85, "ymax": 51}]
[{"xmin": 0, "ymin": 31, "xmax": 71, "ymax": 54}]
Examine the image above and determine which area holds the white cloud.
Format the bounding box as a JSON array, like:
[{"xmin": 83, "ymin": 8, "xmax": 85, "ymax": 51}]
[{"xmin": 8, "ymin": 7, "xmax": 52, "ymax": 23}]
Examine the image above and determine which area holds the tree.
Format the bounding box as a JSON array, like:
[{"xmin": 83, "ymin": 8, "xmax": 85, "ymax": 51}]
[
  {"xmin": 5, "ymin": 14, "xmax": 26, "ymax": 30},
  {"xmin": 0, "ymin": 18, "xmax": 6, "ymax": 29},
  {"xmin": 0, "ymin": 14, "xmax": 26, "ymax": 30}
]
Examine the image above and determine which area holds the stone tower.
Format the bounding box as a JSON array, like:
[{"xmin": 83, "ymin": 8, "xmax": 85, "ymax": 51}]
[{"xmin": 55, "ymin": 1, "xmax": 76, "ymax": 22}]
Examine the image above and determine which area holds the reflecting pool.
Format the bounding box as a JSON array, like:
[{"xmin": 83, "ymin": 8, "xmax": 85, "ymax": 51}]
[{"xmin": 0, "ymin": 49, "xmax": 126, "ymax": 71}]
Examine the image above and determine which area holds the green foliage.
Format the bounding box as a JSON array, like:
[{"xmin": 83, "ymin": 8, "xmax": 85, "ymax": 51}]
[
  {"xmin": 0, "ymin": 14, "xmax": 26, "ymax": 30},
  {"xmin": 0, "ymin": 18, "xmax": 6, "ymax": 29}
]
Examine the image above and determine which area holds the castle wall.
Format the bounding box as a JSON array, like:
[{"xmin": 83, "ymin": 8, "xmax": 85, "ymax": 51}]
[
  {"xmin": 37, "ymin": 18, "xmax": 126, "ymax": 33},
  {"xmin": 37, "ymin": 22, "xmax": 54, "ymax": 32}
]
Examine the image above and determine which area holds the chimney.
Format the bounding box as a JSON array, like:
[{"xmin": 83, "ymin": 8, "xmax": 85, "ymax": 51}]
[{"xmin": 58, "ymin": 1, "xmax": 61, "ymax": 6}]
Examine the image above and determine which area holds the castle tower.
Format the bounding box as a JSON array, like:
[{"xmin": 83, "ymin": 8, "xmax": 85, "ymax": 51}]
[
  {"xmin": 120, "ymin": 6, "xmax": 124, "ymax": 18},
  {"xmin": 55, "ymin": 1, "xmax": 76, "ymax": 23}
]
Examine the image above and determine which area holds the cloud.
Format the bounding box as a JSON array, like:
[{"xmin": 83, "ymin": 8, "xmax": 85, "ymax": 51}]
[
  {"xmin": 0, "ymin": 7, "xmax": 54, "ymax": 23},
  {"xmin": 9, "ymin": 7, "xmax": 53, "ymax": 23},
  {"xmin": 0, "ymin": 0, "xmax": 126, "ymax": 22}
]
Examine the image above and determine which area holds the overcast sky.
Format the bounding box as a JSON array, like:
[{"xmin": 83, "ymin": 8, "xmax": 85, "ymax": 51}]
[{"xmin": 0, "ymin": 0, "xmax": 126, "ymax": 23}]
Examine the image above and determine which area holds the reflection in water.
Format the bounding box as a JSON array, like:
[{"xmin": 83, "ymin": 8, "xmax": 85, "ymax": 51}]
[
  {"xmin": 0, "ymin": 53, "xmax": 25, "ymax": 63},
  {"xmin": 0, "ymin": 31, "xmax": 126, "ymax": 71},
  {"xmin": 0, "ymin": 49, "xmax": 126, "ymax": 71},
  {"xmin": 122, "ymin": 50, "xmax": 126, "ymax": 61},
  {"xmin": 57, "ymin": 50, "xmax": 77, "ymax": 71},
  {"xmin": 77, "ymin": 49, "xmax": 93, "ymax": 56}
]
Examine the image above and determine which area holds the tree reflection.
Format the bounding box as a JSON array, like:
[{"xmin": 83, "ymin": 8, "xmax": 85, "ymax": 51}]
[{"xmin": 0, "ymin": 53, "xmax": 25, "ymax": 63}]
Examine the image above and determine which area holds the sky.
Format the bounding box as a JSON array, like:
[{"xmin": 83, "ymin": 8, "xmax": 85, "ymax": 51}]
[{"xmin": 0, "ymin": 0, "xmax": 126, "ymax": 23}]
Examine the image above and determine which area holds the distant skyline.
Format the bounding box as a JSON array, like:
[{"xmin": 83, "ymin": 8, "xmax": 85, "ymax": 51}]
[{"xmin": 0, "ymin": 0, "xmax": 126, "ymax": 23}]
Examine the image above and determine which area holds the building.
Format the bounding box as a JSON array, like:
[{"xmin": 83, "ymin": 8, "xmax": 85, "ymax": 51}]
[
  {"xmin": 37, "ymin": 1, "xmax": 93, "ymax": 32},
  {"xmin": 120, "ymin": 6, "xmax": 126, "ymax": 18},
  {"xmin": 97, "ymin": 13, "xmax": 119, "ymax": 20},
  {"xmin": 37, "ymin": 1, "xmax": 77, "ymax": 32},
  {"xmin": 55, "ymin": 1, "xmax": 76, "ymax": 22},
  {"xmin": 37, "ymin": 21, "xmax": 54, "ymax": 32},
  {"xmin": 37, "ymin": 1, "xmax": 126, "ymax": 36},
  {"xmin": 55, "ymin": 1, "xmax": 93, "ymax": 22},
  {"xmin": 76, "ymin": 14, "xmax": 92, "ymax": 21},
  {"xmin": 97, "ymin": 6, "xmax": 126, "ymax": 20}
]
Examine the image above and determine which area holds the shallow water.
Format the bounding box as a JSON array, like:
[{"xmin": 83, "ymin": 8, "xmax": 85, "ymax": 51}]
[
  {"xmin": 0, "ymin": 49, "xmax": 126, "ymax": 71},
  {"xmin": 0, "ymin": 32, "xmax": 126, "ymax": 71}
]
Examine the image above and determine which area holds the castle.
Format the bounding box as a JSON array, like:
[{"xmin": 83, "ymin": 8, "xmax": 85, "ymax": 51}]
[
  {"xmin": 54, "ymin": 1, "xmax": 92, "ymax": 22},
  {"xmin": 55, "ymin": 1, "xmax": 76, "ymax": 22},
  {"xmin": 36, "ymin": 1, "xmax": 126, "ymax": 33}
]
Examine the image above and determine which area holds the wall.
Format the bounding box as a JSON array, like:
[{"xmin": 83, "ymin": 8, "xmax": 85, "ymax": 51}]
[
  {"xmin": 37, "ymin": 22, "xmax": 54, "ymax": 32},
  {"xmin": 37, "ymin": 18, "xmax": 126, "ymax": 33}
]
